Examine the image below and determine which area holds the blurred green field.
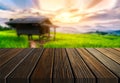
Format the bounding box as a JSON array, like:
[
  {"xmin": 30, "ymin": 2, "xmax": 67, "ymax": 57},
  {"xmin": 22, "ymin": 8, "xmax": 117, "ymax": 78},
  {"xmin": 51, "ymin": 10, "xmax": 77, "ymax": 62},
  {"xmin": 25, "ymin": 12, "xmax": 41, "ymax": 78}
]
[
  {"xmin": 0, "ymin": 30, "xmax": 28, "ymax": 48},
  {"xmin": 0, "ymin": 30, "xmax": 120, "ymax": 48}
]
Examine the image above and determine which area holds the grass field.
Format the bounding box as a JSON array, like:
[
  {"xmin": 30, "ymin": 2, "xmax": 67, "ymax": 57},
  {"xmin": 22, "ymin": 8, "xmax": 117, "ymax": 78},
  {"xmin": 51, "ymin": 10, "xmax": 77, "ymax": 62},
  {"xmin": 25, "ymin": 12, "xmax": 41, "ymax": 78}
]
[
  {"xmin": 0, "ymin": 30, "xmax": 28, "ymax": 48},
  {"xmin": 0, "ymin": 30, "xmax": 120, "ymax": 48}
]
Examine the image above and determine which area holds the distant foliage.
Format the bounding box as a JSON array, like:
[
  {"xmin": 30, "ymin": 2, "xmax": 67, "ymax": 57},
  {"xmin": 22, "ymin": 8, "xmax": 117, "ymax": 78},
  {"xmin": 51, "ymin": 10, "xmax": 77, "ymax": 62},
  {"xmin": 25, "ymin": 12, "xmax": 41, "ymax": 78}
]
[
  {"xmin": 88, "ymin": 31, "xmax": 120, "ymax": 36},
  {"xmin": 0, "ymin": 25, "xmax": 12, "ymax": 31},
  {"xmin": 95, "ymin": 31, "xmax": 108, "ymax": 35}
]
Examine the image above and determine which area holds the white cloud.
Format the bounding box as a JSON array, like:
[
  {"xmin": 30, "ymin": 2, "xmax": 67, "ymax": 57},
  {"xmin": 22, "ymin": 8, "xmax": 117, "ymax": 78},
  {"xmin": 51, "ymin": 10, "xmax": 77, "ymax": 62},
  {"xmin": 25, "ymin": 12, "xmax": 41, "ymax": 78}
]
[{"xmin": 0, "ymin": 10, "xmax": 14, "ymax": 18}]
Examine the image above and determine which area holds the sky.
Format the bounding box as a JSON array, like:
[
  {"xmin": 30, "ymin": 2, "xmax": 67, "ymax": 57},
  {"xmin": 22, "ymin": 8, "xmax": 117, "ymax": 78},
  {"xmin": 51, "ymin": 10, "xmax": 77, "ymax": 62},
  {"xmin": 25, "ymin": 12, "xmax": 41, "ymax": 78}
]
[
  {"xmin": 0, "ymin": 0, "xmax": 119, "ymax": 15},
  {"xmin": 0, "ymin": 0, "xmax": 33, "ymax": 10},
  {"xmin": 0, "ymin": 0, "xmax": 120, "ymax": 33}
]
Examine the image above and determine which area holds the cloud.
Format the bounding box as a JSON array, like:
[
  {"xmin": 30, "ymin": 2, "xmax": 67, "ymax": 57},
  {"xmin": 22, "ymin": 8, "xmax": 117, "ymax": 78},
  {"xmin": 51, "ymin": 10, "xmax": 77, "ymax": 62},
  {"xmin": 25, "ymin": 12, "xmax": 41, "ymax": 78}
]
[
  {"xmin": 0, "ymin": 0, "xmax": 120, "ymax": 31},
  {"xmin": 86, "ymin": 0, "xmax": 102, "ymax": 8},
  {"xmin": 85, "ymin": 7, "xmax": 120, "ymax": 21},
  {"xmin": 0, "ymin": 10, "xmax": 14, "ymax": 18},
  {"xmin": 115, "ymin": 0, "xmax": 120, "ymax": 8}
]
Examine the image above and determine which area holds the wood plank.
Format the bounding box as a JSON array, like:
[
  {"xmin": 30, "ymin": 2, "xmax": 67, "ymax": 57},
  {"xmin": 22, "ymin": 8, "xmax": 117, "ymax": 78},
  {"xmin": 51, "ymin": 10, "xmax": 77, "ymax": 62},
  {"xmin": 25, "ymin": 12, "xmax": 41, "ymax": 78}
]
[
  {"xmin": 66, "ymin": 48, "xmax": 95, "ymax": 83},
  {"xmin": 0, "ymin": 49, "xmax": 4, "ymax": 51},
  {"xmin": 0, "ymin": 49, "xmax": 34, "ymax": 83},
  {"xmin": 105, "ymin": 48, "xmax": 120, "ymax": 57},
  {"xmin": 114, "ymin": 48, "xmax": 120, "ymax": 52},
  {"xmin": 76, "ymin": 48, "xmax": 118, "ymax": 83},
  {"xmin": 7, "ymin": 48, "xmax": 44, "ymax": 83},
  {"xmin": 0, "ymin": 48, "xmax": 120, "ymax": 83},
  {"xmin": 96, "ymin": 48, "xmax": 120, "ymax": 64},
  {"xmin": 0, "ymin": 49, "xmax": 10, "ymax": 56},
  {"xmin": 31, "ymin": 48, "xmax": 54, "ymax": 83},
  {"xmin": 53, "ymin": 48, "xmax": 74, "ymax": 83},
  {"xmin": 0, "ymin": 49, "xmax": 14, "ymax": 58},
  {"xmin": 0, "ymin": 49, "xmax": 5, "ymax": 53},
  {"xmin": 0, "ymin": 49, "xmax": 23, "ymax": 67},
  {"xmin": 86, "ymin": 48, "xmax": 120, "ymax": 78}
]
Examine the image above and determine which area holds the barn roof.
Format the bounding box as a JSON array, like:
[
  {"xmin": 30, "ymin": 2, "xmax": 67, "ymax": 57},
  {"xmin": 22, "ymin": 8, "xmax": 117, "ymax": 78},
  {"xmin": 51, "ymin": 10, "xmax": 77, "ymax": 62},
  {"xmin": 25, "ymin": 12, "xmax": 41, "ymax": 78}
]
[{"xmin": 6, "ymin": 16, "xmax": 51, "ymax": 24}]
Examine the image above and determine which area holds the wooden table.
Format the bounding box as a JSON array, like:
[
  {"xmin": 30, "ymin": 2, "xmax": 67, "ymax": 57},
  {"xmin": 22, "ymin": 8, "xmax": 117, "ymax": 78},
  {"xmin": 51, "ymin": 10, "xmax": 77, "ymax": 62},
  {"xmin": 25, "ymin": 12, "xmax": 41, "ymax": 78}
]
[{"xmin": 0, "ymin": 48, "xmax": 120, "ymax": 83}]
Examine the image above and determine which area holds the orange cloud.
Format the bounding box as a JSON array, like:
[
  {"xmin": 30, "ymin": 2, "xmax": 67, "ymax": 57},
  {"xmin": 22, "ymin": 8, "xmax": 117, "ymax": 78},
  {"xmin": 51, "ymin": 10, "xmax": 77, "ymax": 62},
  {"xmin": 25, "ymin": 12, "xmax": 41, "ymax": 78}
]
[{"xmin": 86, "ymin": 0, "xmax": 102, "ymax": 8}]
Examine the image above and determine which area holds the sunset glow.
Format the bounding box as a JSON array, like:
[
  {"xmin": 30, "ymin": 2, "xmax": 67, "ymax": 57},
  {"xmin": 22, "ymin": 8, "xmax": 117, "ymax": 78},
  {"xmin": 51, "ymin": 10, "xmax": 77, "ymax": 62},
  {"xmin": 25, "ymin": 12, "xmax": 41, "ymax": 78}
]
[
  {"xmin": 31, "ymin": 0, "xmax": 117, "ymax": 24},
  {"xmin": 0, "ymin": 0, "xmax": 118, "ymax": 24},
  {"xmin": 51, "ymin": 12, "xmax": 82, "ymax": 23}
]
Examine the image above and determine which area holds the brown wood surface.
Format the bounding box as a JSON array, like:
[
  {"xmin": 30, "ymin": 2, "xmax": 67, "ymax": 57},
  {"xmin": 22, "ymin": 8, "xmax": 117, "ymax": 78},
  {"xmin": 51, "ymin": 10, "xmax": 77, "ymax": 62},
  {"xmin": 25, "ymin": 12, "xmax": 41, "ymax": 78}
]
[
  {"xmin": 53, "ymin": 48, "xmax": 74, "ymax": 83},
  {"xmin": 7, "ymin": 49, "xmax": 44, "ymax": 83},
  {"xmin": 114, "ymin": 48, "xmax": 120, "ymax": 51},
  {"xmin": 0, "ymin": 49, "xmax": 23, "ymax": 67},
  {"xmin": 0, "ymin": 49, "xmax": 34, "ymax": 83},
  {"xmin": 105, "ymin": 48, "xmax": 120, "ymax": 57},
  {"xmin": 96, "ymin": 48, "xmax": 120, "ymax": 64},
  {"xmin": 0, "ymin": 49, "xmax": 10, "ymax": 57},
  {"xmin": 31, "ymin": 48, "xmax": 54, "ymax": 83},
  {"xmin": 66, "ymin": 48, "xmax": 95, "ymax": 83},
  {"xmin": 86, "ymin": 48, "xmax": 120, "ymax": 78},
  {"xmin": 76, "ymin": 48, "xmax": 118, "ymax": 83},
  {"xmin": 0, "ymin": 49, "xmax": 14, "ymax": 58},
  {"xmin": 0, "ymin": 48, "xmax": 120, "ymax": 83}
]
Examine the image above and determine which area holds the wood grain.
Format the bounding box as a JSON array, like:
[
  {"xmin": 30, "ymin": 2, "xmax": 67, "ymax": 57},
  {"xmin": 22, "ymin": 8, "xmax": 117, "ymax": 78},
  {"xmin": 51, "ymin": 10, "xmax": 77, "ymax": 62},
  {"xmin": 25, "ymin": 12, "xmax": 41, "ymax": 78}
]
[
  {"xmin": 0, "ymin": 49, "xmax": 34, "ymax": 83},
  {"xmin": 7, "ymin": 48, "xmax": 44, "ymax": 83},
  {"xmin": 66, "ymin": 48, "xmax": 95, "ymax": 83},
  {"xmin": 0, "ymin": 48, "xmax": 120, "ymax": 83},
  {"xmin": 86, "ymin": 48, "xmax": 120, "ymax": 78},
  {"xmin": 105, "ymin": 48, "xmax": 120, "ymax": 57},
  {"xmin": 0, "ymin": 49, "xmax": 23, "ymax": 67},
  {"xmin": 76, "ymin": 48, "xmax": 118, "ymax": 83},
  {"xmin": 114, "ymin": 48, "xmax": 120, "ymax": 51},
  {"xmin": 53, "ymin": 48, "xmax": 74, "ymax": 83},
  {"xmin": 0, "ymin": 49, "xmax": 10, "ymax": 57},
  {"xmin": 31, "ymin": 48, "xmax": 54, "ymax": 83},
  {"xmin": 96, "ymin": 48, "xmax": 120, "ymax": 64}
]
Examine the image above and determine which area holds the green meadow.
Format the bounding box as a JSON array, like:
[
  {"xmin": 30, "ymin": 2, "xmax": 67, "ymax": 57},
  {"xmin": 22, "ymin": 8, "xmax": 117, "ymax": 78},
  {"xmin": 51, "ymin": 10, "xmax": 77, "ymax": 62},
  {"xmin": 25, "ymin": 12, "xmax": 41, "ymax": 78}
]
[
  {"xmin": 0, "ymin": 30, "xmax": 28, "ymax": 48},
  {"xmin": 0, "ymin": 30, "xmax": 120, "ymax": 48}
]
